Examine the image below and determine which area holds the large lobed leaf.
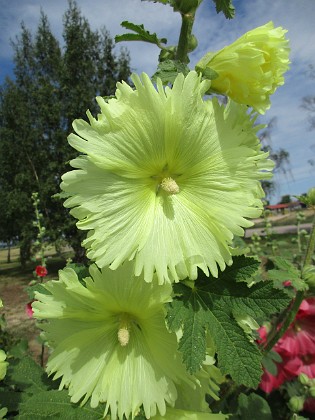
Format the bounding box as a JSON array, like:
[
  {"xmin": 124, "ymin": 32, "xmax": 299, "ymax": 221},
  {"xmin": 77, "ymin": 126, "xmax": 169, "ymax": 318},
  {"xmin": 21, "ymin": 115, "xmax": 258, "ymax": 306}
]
[
  {"xmin": 167, "ymin": 256, "xmax": 291, "ymax": 388},
  {"xmin": 1, "ymin": 356, "xmax": 104, "ymax": 419},
  {"xmin": 18, "ymin": 390, "xmax": 104, "ymax": 419}
]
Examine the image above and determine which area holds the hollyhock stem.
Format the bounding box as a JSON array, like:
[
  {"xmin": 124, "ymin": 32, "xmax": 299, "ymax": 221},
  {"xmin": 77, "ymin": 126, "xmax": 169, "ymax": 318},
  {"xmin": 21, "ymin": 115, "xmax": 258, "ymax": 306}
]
[
  {"xmin": 176, "ymin": 12, "xmax": 195, "ymax": 63},
  {"xmin": 264, "ymin": 212, "xmax": 315, "ymax": 353},
  {"xmin": 264, "ymin": 291, "xmax": 304, "ymax": 353}
]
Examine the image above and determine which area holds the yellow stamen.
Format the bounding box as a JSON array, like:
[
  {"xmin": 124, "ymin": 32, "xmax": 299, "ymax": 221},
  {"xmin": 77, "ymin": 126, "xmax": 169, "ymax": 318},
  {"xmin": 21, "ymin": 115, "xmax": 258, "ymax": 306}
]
[
  {"xmin": 118, "ymin": 326, "xmax": 130, "ymax": 346},
  {"xmin": 160, "ymin": 177, "xmax": 179, "ymax": 194}
]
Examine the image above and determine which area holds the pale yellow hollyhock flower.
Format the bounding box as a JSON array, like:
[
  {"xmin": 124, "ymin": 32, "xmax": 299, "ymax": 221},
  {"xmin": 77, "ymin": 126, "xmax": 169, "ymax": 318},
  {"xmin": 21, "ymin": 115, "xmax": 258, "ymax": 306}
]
[
  {"xmin": 61, "ymin": 71, "xmax": 273, "ymax": 284},
  {"xmin": 196, "ymin": 22, "xmax": 290, "ymax": 114},
  {"xmin": 33, "ymin": 262, "xmax": 198, "ymax": 419}
]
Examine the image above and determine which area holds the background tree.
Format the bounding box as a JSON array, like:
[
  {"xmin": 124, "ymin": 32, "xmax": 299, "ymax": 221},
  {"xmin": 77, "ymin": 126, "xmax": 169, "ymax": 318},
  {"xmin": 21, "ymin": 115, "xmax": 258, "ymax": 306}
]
[
  {"xmin": 0, "ymin": 0, "xmax": 131, "ymax": 264},
  {"xmin": 279, "ymin": 194, "xmax": 291, "ymax": 204}
]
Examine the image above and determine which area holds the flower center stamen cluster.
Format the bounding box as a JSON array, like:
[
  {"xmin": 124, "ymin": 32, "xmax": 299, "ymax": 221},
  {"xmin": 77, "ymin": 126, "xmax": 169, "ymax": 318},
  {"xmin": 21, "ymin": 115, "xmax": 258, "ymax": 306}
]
[
  {"xmin": 117, "ymin": 313, "xmax": 140, "ymax": 347},
  {"xmin": 160, "ymin": 177, "xmax": 179, "ymax": 194}
]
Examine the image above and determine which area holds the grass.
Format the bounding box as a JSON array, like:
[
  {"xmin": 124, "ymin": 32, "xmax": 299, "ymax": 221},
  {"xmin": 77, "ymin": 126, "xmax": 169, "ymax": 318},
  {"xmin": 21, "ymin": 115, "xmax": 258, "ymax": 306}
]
[{"xmin": 245, "ymin": 233, "xmax": 306, "ymax": 258}]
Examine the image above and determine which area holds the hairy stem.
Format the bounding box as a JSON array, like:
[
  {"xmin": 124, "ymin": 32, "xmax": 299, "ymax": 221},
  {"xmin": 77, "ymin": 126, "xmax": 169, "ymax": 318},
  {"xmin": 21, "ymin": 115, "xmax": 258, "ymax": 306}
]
[{"xmin": 176, "ymin": 12, "xmax": 195, "ymax": 63}]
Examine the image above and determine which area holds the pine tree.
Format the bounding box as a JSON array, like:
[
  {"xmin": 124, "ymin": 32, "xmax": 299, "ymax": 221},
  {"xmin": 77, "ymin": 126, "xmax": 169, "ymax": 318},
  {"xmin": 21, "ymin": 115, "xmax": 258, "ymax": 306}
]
[{"xmin": 0, "ymin": 0, "xmax": 131, "ymax": 264}]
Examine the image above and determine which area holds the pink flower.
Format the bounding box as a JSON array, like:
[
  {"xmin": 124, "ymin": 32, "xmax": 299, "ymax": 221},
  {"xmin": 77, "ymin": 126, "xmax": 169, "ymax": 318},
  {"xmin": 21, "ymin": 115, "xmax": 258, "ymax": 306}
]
[
  {"xmin": 25, "ymin": 301, "xmax": 34, "ymax": 318},
  {"xmin": 35, "ymin": 265, "xmax": 48, "ymax": 277},
  {"xmin": 259, "ymin": 354, "xmax": 302, "ymax": 393},
  {"xmin": 283, "ymin": 280, "xmax": 292, "ymax": 287},
  {"xmin": 259, "ymin": 298, "xmax": 315, "ymax": 393},
  {"xmin": 276, "ymin": 299, "xmax": 315, "ymax": 357},
  {"xmin": 257, "ymin": 326, "xmax": 268, "ymax": 344},
  {"xmin": 298, "ymin": 354, "xmax": 315, "ymax": 378}
]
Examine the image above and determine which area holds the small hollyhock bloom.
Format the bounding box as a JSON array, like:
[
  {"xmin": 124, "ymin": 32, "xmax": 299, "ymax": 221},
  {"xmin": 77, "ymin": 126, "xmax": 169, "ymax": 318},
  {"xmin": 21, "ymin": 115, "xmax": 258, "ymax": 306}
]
[
  {"xmin": 61, "ymin": 71, "xmax": 273, "ymax": 284},
  {"xmin": 196, "ymin": 22, "xmax": 290, "ymax": 114},
  {"xmin": 35, "ymin": 265, "xmax": 48, "ymax": 277},
  {"xmin": 32, "ymin": 262, "xmax": 197, "ymax": 419}
]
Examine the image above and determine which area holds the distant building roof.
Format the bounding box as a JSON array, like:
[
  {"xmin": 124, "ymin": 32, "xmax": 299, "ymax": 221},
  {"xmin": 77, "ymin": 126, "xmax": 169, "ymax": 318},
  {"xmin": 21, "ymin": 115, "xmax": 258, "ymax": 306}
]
[{"xmin": 265, "ymin": 201, "xmax": 301, "ymax": 210}]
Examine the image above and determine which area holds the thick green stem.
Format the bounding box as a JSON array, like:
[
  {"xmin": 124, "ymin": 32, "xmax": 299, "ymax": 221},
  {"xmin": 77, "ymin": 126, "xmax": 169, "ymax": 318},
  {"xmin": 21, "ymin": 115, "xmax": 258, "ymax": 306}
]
[
  {"xmin": 176, "ymin": 12, "xmax": 195, "ymax": 63},
  {"xmin": 264, "ymin": 291, "xmax": 304, "ymax": 353},
  {"xmin": 264, "ymin": 211, "xmax": 315, "ymax": 353}
]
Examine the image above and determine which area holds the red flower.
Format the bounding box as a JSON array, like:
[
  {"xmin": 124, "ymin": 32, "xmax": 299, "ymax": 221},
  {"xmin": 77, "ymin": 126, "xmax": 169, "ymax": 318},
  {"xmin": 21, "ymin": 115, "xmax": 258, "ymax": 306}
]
[
  {"xmin": 35, "ymin": 265, "xmax": 48, "ymax": 277},
  {"xmin": 25, "ymin": 301, "xmax": 34, "ymax": 318}
]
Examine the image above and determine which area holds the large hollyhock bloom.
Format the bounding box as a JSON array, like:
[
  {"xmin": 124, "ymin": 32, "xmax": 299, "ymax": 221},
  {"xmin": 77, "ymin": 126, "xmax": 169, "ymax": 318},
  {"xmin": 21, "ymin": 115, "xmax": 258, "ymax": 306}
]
[
  {"xmin": 61, "ymin": 71, "xmax": 273, "ymax": 284},
  {"xmin": 196, "ymin": 22, "xmax": 290, "ymax": 114},
  {"xmin": 32, "ymin": 262, "xmax": 202, "ymax": 419}
]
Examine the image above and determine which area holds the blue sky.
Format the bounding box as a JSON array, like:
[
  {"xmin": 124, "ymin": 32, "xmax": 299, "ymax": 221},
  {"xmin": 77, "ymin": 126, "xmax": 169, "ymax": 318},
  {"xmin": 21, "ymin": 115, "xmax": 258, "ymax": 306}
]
[{"xmin": 0, "ymin": 0, "xmax": 314, "ymax": 203}]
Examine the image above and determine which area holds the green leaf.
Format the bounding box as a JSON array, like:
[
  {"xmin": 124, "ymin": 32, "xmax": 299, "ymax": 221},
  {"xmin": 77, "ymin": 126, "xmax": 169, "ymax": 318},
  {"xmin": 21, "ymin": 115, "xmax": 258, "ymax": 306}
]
[
  {"xmin": 219, "ymin": 255, "xmax": 260, "ymax": 284},
  {"xmin": 166, "ymin": 257, "xmax": 291, "ymax": 387},
  {"xmin": 18, "ymin": 389, "xmax": 104, "ymax": 419},
  {"xmin": 212, "ymin": 0, "xmax": 235, "ymax": 19},
  {"xmin": 152, "ymin": 59, "xmax": 190, "ymax": 85},
  {"xmin": 202, "ymin": 67, "xmax": 219, "ymax": 81},
  {"xmin": 6, "ymin": 356, "xmax": 55, "ymax": 394},
  {"xmin": 25, "ymin": 283, "xmax": 51, "ymax": 300},
  {"xmin": 262, "ymin": 350, "xmax": 282, "ymax": 376},
  {"xmin": 232, "ymin": 393, "xmax": 272, "ymax": 420},
  {"xmin": 0, "ymin": 389, "xmax": 21, "ymax": 412},
  {"xmin": 115, "ymin": 21, "xmax": 167, "ymax": 47},
  {"xmin": 268, "ymin": 257, "xmax": 308, "ymax": 291},
  {"xmin": 8, "ymin": 339, "xmax": 29, "ymax": 359},
  {"xmin": 167, "ymin": 286, "xmax": 207, "ymax": 372}
]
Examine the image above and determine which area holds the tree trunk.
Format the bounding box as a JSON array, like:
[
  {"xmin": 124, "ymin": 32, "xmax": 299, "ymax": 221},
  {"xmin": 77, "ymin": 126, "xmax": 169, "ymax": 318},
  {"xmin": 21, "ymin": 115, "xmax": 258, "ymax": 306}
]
[{"xmin": 7, "ymin": 242, "xmax": 11, "ymax": 263}]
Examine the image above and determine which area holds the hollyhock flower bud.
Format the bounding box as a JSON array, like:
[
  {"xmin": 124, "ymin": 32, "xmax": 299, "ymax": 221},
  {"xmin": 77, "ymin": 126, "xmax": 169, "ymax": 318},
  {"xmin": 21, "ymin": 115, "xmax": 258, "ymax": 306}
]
[
  {"xmin": 196, "ymin": 22, "xmax": 290, "ymax": 114},
  {"xmin": 288, "ymin": 396, "xmax": 305, "ymax": 412}
]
